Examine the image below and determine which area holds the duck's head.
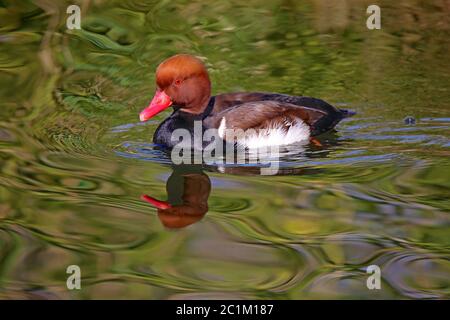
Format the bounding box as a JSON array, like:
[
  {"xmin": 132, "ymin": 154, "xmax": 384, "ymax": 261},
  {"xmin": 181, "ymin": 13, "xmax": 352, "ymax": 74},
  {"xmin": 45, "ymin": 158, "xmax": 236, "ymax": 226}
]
[{"xmin": 139, "ymin": 54, "xmax": 211, "ymax": 121}]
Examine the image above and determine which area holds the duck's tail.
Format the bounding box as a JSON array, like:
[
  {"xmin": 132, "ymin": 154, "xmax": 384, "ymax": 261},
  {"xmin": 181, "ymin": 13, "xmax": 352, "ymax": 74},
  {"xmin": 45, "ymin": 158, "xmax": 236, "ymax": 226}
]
[{"xmin": 339, "ymin": 109, "xmax": 357, "ymax": 118}]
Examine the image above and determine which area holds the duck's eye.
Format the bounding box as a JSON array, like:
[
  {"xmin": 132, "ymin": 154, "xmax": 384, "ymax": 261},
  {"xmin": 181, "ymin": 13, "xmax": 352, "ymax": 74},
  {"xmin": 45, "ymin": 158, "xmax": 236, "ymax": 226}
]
[{"xmin": 174, "ymin": 79, "xmax": 182, "ymax": 86}]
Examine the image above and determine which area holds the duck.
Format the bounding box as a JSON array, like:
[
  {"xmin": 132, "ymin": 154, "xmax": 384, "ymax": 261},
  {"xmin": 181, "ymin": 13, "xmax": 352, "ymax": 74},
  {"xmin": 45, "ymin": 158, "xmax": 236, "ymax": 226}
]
[{"xmin": 139, "ymin": 54, "xmax": 354, "ymax": 149}]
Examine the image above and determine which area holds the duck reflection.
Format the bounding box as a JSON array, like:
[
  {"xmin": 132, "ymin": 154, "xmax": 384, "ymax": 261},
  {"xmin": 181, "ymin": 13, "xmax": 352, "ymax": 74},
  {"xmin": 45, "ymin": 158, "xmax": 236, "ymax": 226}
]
[
  {"xmin": 141, "ymin": 164, "xmax": 322, "ymax": 229},
  {"xmin": 141, "ymin": 165, "xmax": 210, "ymax": 229},
  {"xmin": 141, "ymin": 133, "xmax": 341, "ymax": 229}
]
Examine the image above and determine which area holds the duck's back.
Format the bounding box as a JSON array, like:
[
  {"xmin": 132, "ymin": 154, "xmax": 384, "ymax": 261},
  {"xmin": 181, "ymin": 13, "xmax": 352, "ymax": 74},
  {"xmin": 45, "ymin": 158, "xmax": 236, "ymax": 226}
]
[{"xmin": 209, "ymin": 92, "xmax": 353, "ymax": 136}]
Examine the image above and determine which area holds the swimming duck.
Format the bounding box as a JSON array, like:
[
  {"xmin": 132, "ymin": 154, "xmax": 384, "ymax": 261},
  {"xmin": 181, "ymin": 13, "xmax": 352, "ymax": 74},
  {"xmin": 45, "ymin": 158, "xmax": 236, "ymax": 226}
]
[{"xmin": 139, "ymin": 54, "xmax": 354, "ymax": 149}]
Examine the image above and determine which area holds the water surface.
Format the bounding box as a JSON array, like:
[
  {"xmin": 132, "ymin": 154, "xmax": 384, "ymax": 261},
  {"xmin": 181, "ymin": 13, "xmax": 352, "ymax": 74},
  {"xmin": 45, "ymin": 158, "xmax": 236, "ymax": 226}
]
[{"xmin": 0, "ymin": 0, "xmax": 449, "ymax": 299}]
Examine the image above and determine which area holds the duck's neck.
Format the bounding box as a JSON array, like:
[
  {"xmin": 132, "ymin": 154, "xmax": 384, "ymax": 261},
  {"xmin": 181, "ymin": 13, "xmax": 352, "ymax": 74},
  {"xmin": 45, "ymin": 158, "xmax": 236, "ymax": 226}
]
[
  {"xmin": 180, "ymin": 94, "xmax": 211, "ymax": 115},
  {"xmin": 176, "ymin": 96, "xmax": 215, "ymax": 120}
]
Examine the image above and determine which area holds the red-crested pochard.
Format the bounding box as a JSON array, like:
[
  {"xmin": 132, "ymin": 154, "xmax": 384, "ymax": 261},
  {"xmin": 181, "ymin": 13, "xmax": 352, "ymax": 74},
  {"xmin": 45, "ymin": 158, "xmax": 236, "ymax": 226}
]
[{"xmin": 139, "ymin": 54, "xmax": 354, "ymax": 148}]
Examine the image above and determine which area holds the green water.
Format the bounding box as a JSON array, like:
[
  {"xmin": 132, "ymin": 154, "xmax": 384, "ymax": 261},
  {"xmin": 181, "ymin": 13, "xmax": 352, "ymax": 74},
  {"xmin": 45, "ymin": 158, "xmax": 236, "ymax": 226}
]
[{"xmin": 0, "ymin": 0, "xmax": 449, "ymax": 299}]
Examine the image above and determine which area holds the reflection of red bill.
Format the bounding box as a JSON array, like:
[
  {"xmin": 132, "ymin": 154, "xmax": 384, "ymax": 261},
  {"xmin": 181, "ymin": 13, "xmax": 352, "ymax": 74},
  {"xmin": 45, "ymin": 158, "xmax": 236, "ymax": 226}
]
[
  {"xmin": 139, "ymin": 90, "xmax": 172, "ymax": 122},
  {"xmin": 141, "ymin": 194, "xmax": 172, "ymax": 210}
]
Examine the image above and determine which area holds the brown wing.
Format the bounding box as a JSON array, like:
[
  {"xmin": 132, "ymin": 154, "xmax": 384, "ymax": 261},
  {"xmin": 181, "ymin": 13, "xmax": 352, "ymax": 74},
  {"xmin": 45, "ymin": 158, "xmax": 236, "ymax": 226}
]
[
  {"xmin": 204, "ymin": 100, "xmax": 326, "ymax": 132},
  {"xmin": 210, "ymin": 92, "xmax": 346, "ymax": 136}
]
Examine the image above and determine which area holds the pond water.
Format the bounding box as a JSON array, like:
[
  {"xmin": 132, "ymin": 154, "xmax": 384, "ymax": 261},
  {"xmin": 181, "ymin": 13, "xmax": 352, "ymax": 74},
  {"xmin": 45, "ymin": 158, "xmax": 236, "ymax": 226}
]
[{"xmin": 0, "ymin": 0, "xmax": 449, "ymax": 299}]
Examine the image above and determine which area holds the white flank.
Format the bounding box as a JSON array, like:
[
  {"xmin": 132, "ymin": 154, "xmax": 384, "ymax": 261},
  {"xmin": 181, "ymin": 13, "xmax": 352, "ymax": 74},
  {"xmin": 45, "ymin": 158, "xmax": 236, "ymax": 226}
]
[
  {"xmin": 218, "ymin": 116, "xmax": 310, "ymax": 148},
  {"xmin": 218, "ymin": 117, "xmax": 227, "ymax": 139}
]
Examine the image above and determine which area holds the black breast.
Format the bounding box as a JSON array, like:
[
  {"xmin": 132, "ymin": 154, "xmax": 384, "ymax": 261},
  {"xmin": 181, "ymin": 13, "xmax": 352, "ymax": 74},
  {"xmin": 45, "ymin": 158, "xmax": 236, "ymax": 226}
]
[
  {"xmin": 153, "ymin": 111, "xmax": 196, "ymax": 148},
  {"xmin": 153, "ymin": 98, "xmax": 216, "ymax": 148}
]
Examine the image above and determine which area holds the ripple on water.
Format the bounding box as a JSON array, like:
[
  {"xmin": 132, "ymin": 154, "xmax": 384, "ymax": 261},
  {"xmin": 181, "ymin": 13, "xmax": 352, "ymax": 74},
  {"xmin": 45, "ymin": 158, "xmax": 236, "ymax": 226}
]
[{"xmin": 1, "ymin": 0, "xmax": 449, "ymax": 299}]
